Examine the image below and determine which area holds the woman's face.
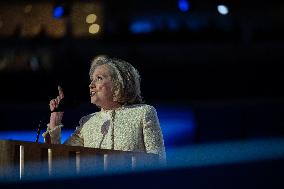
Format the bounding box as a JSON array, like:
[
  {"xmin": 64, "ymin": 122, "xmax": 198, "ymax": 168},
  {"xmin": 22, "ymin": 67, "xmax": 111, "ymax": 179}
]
[{"xmin": 89, "ymin": 64, "xmax": 116, "ymax": 109}]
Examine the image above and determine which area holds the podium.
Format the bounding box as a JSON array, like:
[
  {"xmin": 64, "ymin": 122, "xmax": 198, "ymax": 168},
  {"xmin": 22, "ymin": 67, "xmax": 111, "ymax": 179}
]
[{"xmin": 0, "ymin": 140, "xmax": 159, "ymax": 180}]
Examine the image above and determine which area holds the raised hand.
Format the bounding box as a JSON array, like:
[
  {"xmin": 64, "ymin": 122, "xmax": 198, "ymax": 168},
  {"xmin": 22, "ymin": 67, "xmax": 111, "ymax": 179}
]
[
  {"xmin": 49, "ymin": 85, "xmax": 64, "ymax": 112},
  {"xmin": 49, "ymin": 86, "xmax": 64, "ymax": 129}
]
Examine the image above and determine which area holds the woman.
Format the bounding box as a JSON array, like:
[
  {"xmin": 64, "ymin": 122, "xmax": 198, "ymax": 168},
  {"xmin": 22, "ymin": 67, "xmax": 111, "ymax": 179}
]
[{"xmin": 43, "ymin": 56, "xmax": 166, "ymax": 161}]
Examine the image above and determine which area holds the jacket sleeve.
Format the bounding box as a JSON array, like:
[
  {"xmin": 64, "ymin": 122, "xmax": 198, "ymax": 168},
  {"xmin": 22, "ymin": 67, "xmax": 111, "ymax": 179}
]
[
  {"xmin": 63, "ymin": 125, "xmax": 84, "ymax": 146},
  {"xmin": 42, "ymin": 116, "xmax": 89, "ymax": 146},
  {"xmin": 63, "ymin": 116, "xmax": 89, "ymax": 146},
  {"xmin": 142, "ymin": 105, "xmax": 166, "ymax": 163},
  {"xmin": 42, "ymin": 124, "xmax": 63, "ymax": 144}
]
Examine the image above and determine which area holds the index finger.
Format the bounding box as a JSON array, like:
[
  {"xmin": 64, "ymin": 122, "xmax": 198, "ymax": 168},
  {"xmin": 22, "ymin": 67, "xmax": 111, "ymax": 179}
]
[{"xmin": 58, "ymin": 85, "xmax": 64, "ymax": 99}]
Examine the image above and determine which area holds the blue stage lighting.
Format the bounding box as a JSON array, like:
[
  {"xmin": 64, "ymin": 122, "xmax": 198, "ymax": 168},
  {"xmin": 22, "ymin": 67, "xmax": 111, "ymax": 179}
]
[
  {"xmin": 157, "ymin": 106, "xmax": 196, "ymax": 147},
  {"xmin": 178, "ymin": 0, "xmax": 190, "ymax": 12},
  {"xmin": 0, "ymin": 106, "xmax": 196, "ymax": 149},
  {"xmin": 130, "ymin": 20, "xmax": 155, "ymax": 34},
  {"xmin": 53, "ymin": 6, "xmax": 64, "ymax": 19},
  {"xmin": 0, "ymin": 130, "xmax": 73, "ymax": 143},
  {"xmin": 167, "ymin": 18, "xmax": 179, "ymax": 31}
]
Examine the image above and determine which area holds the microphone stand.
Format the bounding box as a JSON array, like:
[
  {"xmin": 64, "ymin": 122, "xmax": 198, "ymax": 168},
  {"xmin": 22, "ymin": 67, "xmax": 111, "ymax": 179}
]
[{"xmin": 35, "ymin": 120, "xmax": 42, "ymax": 143}]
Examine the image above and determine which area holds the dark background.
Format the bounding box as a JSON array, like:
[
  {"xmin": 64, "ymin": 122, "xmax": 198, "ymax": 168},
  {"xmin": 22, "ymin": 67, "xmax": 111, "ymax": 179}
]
[{"xmin": 1, "ymin": 0, "xmax": 284, "ymax": 145}]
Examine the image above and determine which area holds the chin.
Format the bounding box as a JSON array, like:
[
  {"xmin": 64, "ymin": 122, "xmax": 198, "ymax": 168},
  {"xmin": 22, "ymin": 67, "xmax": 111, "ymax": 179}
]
[
  {"xmin": 90, "ymin": 98, "xmax": 99, "ymax": 106},
  {"xmin": 90, "ymin": 98, "xmax": 96, "ymax": 105}
]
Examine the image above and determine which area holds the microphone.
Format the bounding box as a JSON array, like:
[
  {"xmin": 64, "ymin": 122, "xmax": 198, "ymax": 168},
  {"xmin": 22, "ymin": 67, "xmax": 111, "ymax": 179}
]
[{"xmin": 35, "ymin": 120, "xmax": 42, "ymax": 142}]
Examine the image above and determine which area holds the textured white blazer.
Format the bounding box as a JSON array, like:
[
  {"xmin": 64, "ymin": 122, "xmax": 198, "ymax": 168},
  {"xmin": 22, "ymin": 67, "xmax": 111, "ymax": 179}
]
[{"xmin": 43, "ymin": 104, "xmax": 166, "ymax": 161}]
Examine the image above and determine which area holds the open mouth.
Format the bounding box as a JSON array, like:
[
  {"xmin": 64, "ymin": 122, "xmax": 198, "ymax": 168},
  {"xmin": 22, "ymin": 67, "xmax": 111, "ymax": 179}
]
[{"xmin": 90, "ymin": 91, "xmax": 96, "ymax": 97}]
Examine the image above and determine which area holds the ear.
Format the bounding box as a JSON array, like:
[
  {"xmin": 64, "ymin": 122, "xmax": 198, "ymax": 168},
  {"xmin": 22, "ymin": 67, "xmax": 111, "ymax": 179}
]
[{"xmin": 112, "ymin": 87, "xmax": 119, "ymax": 102}]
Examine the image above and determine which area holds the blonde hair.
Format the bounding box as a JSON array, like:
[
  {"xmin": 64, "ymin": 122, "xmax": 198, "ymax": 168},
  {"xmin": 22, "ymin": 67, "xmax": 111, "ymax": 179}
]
[{"xmin": 89, "ymin": 55, "xmax": 143, "ymax": 105}]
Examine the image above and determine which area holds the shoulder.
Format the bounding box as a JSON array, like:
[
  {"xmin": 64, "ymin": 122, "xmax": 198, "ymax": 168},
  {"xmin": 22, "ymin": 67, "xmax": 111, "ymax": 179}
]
[
  {"xmin": 124, "ymin": 104, "xmax": 158, "ymax": 120},
  {"xmin": 140, "ymin": 104, "xmax": 157, "ymax": 114},
  {"xmin": 124, "ymin": 104, "xmax": 157, "ymax": 112},
  {"xmin": 79, "ymin": 112, "xmax": 97, "ymax": 125},
  {"xmin": 135, "ymin": 104, "xmax": 160, "ymax": 125}
]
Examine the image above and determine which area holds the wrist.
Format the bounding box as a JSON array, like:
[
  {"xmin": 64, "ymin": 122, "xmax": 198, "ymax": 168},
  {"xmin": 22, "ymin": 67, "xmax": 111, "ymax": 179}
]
[
  {"xmin": 48, "ymin": 123, "xmax": 62, "ymax": 130},
  {"xmin": 47, "ymin": 123, "xmax": 64, "ymax": 131},
  {"xmin": 48, "ymin": 123, "xmax": 56, "ymax": 130}
]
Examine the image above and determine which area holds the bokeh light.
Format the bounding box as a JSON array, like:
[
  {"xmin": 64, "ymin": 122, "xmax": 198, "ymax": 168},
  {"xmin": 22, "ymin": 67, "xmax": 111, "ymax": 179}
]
[
  {"xmin": 89, "ymin": 24, "xmax": 100, "ymax": 34},
  {"xmin": 178, "ymin": 0, "xmax": 190, "ymax": 12},
  {"xmin": 86, "ymin": 14, "xmax": 97, "ymax": 24},
  {"xmin": 217, "ymin": 5, "xmax": 229, "ymax": 15},
  {"xmin": 53, "ymin": 6, "xmax": 64, "ymax": 19}
]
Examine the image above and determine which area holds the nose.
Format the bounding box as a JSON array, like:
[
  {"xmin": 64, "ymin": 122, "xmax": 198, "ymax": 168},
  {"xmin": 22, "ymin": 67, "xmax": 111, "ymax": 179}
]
[{"xmin": 89, "ymin": 80, "xmax": 95, "ymax": 89}]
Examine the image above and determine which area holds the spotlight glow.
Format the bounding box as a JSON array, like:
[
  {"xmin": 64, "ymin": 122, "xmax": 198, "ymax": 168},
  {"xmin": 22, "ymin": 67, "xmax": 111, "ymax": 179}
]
[
  {"xmin": 89, "ymin": 24, "xmax": 100, "ymax": 34},
  {"xmin": 178, "ymin": 0, "xmax": 190, "ymax": 12},
  {"xmin": 130, "ymin": 20, "xmax": 154, "ymax": 33},
  {"xmin": 53, "ymin": 6, "xmax": 64, "ymax": 19},
  {"xmin": 217, "ymin": 5, "xmax": 229, "ymax": 15},
  {"xmin": 86, "ymin": 14, "xmax": 97, "ymax": 24}
]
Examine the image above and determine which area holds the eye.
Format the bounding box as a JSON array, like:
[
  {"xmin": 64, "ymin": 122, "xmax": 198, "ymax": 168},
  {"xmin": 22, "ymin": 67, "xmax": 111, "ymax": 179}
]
[{"xmin": 97, "ymin": 76, "xmax": 103, "ymax": 81}]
